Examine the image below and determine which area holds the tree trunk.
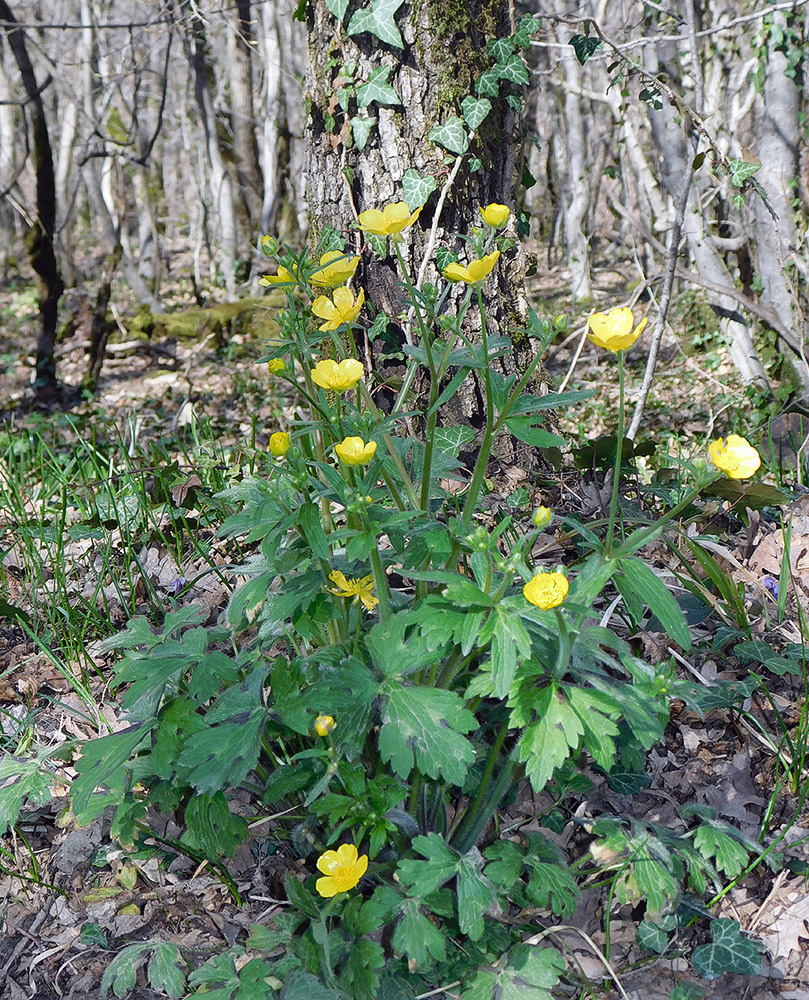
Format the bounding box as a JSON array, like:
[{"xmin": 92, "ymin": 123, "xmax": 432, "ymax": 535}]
[
  {"xmin": 0, "ymin": 0, "xmax": 64, "ymax": 389},
  {"xmin": 228, "ymin": 0, "xmax": 264, "ymax": 238},
  {"xmin": 303, "ymin": 0, "xmax": 547, "ymax": 468}
]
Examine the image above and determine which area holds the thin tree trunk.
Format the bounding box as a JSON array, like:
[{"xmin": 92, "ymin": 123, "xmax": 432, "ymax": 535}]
[
  {"xmin": 0, "ymin": 0, "xmax": 63, "ymax": 388},
  {"xmin": 228, "ymin": 0, "xmax": 263, "ymax": 238}
]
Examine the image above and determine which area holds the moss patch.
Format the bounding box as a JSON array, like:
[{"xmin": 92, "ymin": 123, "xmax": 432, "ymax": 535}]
[{"xmin": 126, "ymin": 295, "xmax": 283, "ymax": 348}]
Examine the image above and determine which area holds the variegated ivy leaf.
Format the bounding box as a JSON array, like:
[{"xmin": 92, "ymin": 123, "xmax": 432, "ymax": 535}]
[
  {"xmin": 401, "ymin": 168, "xmax": 436, "ymax": 211},
  {"xmin": 469, "ymin": 157, "xmax": 482, "ymax": 173},
  {"xmin": 498, "ymin": 53, "xmax": 530, "ymax": 86},
  {"xmin": 355, "ymin": 64, "xmax": 400, "ymax": 108},
  {"xmin": 475, "ymin": 68, "xmax": 500, "ymax": 98},
  {"xmin": 324, "ymin": 0, "xmax": 348, "ymax": 23},
  {"xmin": 429, "ymin": 116, "xmax": 469, "ymax": 156},
  {"xmin": 351, "ymin": 115, "xmax": 376, "ymax": 152},
  {"xmin": 461, "ymin": 95, "xmax": 492, "ymax": 131},
  {"xmin": 347, "ymin": 0, "xmax": 404, "ymax": 49},
  {"xmin": 487, "ymin": 36, "xmax": 514, "ymax": 63}
]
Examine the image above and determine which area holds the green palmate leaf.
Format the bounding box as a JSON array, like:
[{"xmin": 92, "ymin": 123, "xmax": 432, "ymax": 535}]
[
  {"xmin": 365, "ymin": 611, "xmax": 449, "ymax": 678},
  {"xmin": 324, "ymin": 0, "xmax": 349, "ymax": 22},
  {"xmin": 461, "ymin": 95, "xmax": 492, "ymax": 131},
  {"xmin": 380, "ymin": 684, "xmax": 476, "ymax": 782},
  {"xmin": 497, "ymin": 54, "xmax": 530, "ymax": 86},
  {"xmin": 401, "ymin": 168, "xmax": 436, "ymax": 210},
  {"xmin": 461, "ymin": 944, "xmax": 565, "ymax": 1000},
  {"xmin": 177, "ymin": 709, "xmax": 265, "ymax": 794},
  {"xmin": 728, "ymin": 157, "xmax": 761, "ymax": 187},
  {"xmin": 351, "ymin": 115, "xmax": 376, "ymax": 151},
  {"xmin": 347, "ymin": 0, "xmax": 405, "ymax": 48},
  {"xmin": 0, "ymin": 753, "xmax": 53, "ymax": 836},
  {"xmin": 283, "ymin": 970, "xmax": 345, "ymax": 1000},
  {"xmin": 487, "ymin": 36, "xmax": 514, "ymax": 63},
  {"xmin": 475, "ymin": 68, "xmax": 500, "ymax": 97},
  {"xmin": 565, "ymin": 686, "xmax": 620, "ymax": 772},
  {"xmin": 339, "ymin": 939, "xmax": 385, "ymax": 1000},
  {"xmin": 693, "ymin": 824, "xmax": 749, "ymax": 878},
  {"xmin": 489, "ymin": 606, "xmax": 531, "ymax": 698},
  {"xmin": 456, "ymin": 852, "xmax": 497, "ymax": 940},
  {"xmin": 569, "ymin": 33, "xmax": 602, "ymax": 64},
  {"xmin": 147, "ymin": 943, "xmax": 187, "ymax": 999},
  {"xmin": 516, "ymin": 685, "xmax": 584, "ymax": 792},
  {"xmin": 429, "ymin": 116, "xmax": 469, "ymax": 155},
  {"xmin": 504, "ymin": 415, "xmax": 565, "ymax": 448},
  {"xmin": 691, "ymin": 919, "xmax": 763, "ymax": 980},
  {"xmin": 183, "ymin": 791, "xmax": 248, "ymax": 859},
  {"xmin": 618, "ymin": 557, "xmax": 691, "ymax": 650},
  {"xmin": 73, "ymin": 723, "xmax": 154, "ymax": 823},
  {"xmin": 397, "ymin": 833, "xmax": 457, "ymax": 895},
  {"xmin": 392, "ymin": 899, "xmax": 447, "ymax": 968},
  {"xmin": 355, "ymin": 64, "xmax": 401, "ymax": 108},
  {"xmin": 101, "ymin": 942, "xmax": 152, "ymax": 998},
  {"xmin": 298, "ymin": 503, "xmax": 330, "ymax": 560},
  {"xmin": 524, "ymin": 860, "xmax": 578, "ymax": 917}
]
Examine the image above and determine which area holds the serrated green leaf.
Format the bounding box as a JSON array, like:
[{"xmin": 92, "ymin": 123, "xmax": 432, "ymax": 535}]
[
  {"xmin": 569, "ymin": 34, "xmax": 602, "ymax": 64},
  {"xmin": 324, "ymin": 0, "xmax": 348, "ymax": 22},
  {"xmin": 379, "ymin": 684, "xmax": 476, "ymax": 782},
  {"xmin": 497, "ymin": 54, "xmax": 529, "ymax": 86},
  {"xmin": 429, "ymin": 116, "xmax": 469, "ymax": 155},
  {"xmin": 177, "ymin": 710, "xmax": 265, "ymax": 794},
  {"xmin": 101, "ymin": 942, "xmax": 152, "ymax": 998},
  {"xmin": 0, "ymin": 754, "xmax": 53, "ymax": 836},
  {"xmin": 524, "ymin": 860, "xmax": 578, "ymax": 917},
  {"xmin": 392, "ymin": 898, "xmax": 446, "ymax": 968},
  {"xmin": 618, "ymin": 557, "xmax": 691, "ymax": 650},
  {"xmin": 283, "ymin": 969, "xmax": 344, "ymax": 999},
  {"xmin": 347, "ymin": 0, "xmax": 404, "ymax": 48},
  {"xmin": 516, "ymin": 685, "xmax": 583, "ymax": 792},
  {"xmin": 148, "ymin": 943, "xmax": 187, "ymax": 999},
  {"xmin": 693, "ymin": 824, "xmax": 749, "ymax": 878},
  {"xmin": 397, "ymin": 833, "xmax": 457, "ymax": 895},
  {"xmin": 351, "ymin": 115, "xmax": 376, "ymax": 151},
  {"xmin": 489, "ymin": 607, "xmax": 531, "ymax": 699},
  {"xmin": 401, "ymin": 168, "xmax": 436, "ymax": 211},
  {"xmin": 73, "ymin": 724, "xmax": 154, "ymax": 824},
  {"xmin": 461, "ymin": 944, "xmax": 565, "ymax": 1000},
  {"xmin": 461, "ymin": 95, "xmax": 492, "ymax": 131},
  {"xmin": 565, "ymin": 686, "xmax": 620, "ymax": 772},
  {"xmin": 691, "ymin": 919, "xmax": 763, "ymax": 980},
  {"xmin": 183, "ymin": 790, "xmax": 248, "ymax": 859},
  {"xmin": 298, "ymin": 503, "xmax": 330, "ymax": 560},
  {"xmin": 457, "ymin": 852, "xmax": 497, "ymax": 940},
  {"xmin": 475, "ymin": 69, "xmax": 500, "ymax": 97},
  {"xmin": 355, "ymin": 64, "xmax": 400, "ymax": 108}
]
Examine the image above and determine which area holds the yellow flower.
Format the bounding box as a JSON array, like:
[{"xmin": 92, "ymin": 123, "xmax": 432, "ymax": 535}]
[
  {"xmin": 532, "ymin": 506, "xmax": 553, "ymax": 529},
  {"xmin": 267, "ymin": 358, "xmax": 286, "ymax": 375},
  {"xmin": 442, "ymin": 249, "xmax": 501, "ymax": 285},
  {"xmin": 311, "ymin": 287, "xmax": 365, "ymax": 331},
  {"xmin": 587, "ymin": 307, "xmax": 647, "ymax": 352},
  {"xmin": 269, "ymin": 432, "xmax": 290, "ymax": 457},
  {"xmin": 709, "ymin": 434, "xmax": 761, "ymax": 479},
  {"xmin": 523, "ymin": 572, "xmax": 569, "ymax": 610},
  {"xmin": 259, "ymin": 264, "xmax": 297, "ymax": 286},
  {"xmin": 315, "ymin": 843, "xmax": 368, "ymax": 897},
  {"xmin": 480, "ymin": 203, "xmax": 510, "ymax": 228},
  {"xmin": 310, "ymin": 250, "xmax": 360, "ymax": 288},
  {"xmin": 357, "ymin": 202, "xmax": 423, "ymax": 236},
  {"xmin": 328, "ymin": 569, "xmax": 379, "ymax": 610},
  {"xmin": 315, "ymin": 714, "xmax": 336, "ymax": 737},
  {"xmin": 311, "ymin": 358, "xmax": 364, "ymax": 392},
  {"xmin": 335, "ymin": 437, "xmax": 377, "ymax": 465}
]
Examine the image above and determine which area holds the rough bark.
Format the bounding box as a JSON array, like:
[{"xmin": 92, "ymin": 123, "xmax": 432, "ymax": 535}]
[
  {"xmin": 0, "ymin": 0, "xmax": 64, "ymax": 388},
  {"xmin": 228, "ymin": 0, "xmax": 264, "ymax": 237},
  {"xmin": 303, "ymin": 0, "xmax": 546, "ymax": 468}
]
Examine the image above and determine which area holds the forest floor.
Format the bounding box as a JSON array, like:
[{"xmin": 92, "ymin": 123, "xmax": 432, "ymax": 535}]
[{"xmin": 0, "ymin": 254, "xmax": 807, "ymax": 1000}]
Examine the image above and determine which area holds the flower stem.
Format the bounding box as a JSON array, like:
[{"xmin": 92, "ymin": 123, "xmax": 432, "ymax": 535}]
[
  {"xmin": 605, "ymin": 351, "xmax": 625, "ymax": 558},
  {"xmin": 459, "ymin": 288, "xmax": 495, "ymax": 524},
  {"xmin": 369, "ymin": 544, "xmax": 391, "ymax": 622}
]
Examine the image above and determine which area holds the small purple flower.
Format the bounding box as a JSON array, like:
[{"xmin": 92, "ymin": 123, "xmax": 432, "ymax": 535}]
[
  {"xmin": 170, "ymin": 577, "xmax": 188, "ymax": 595},
  {"xmin": 763, "ymin": 576, "xmax": 779, "ymax": 600}
]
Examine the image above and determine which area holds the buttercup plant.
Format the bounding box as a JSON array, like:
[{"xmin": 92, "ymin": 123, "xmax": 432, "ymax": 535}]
[{"xmin": 58, "ymin": 195, "xmax": 772, "ymax": 998}]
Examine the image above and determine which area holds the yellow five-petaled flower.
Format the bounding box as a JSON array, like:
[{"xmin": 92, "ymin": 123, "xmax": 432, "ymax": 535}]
[
  {"xmin": 523, "ymin": 571, "xmax": 569, "ymax": 610},
  {"xmin": 310, "ymin": 250, "xmax": 360, "ymax": 288},
  {"xmin": 335, "ymin": 437, "xmax": 377, "ymax": 465},
  {"xmin": 357, "ymin": 202, "xmax": 423, "ymax": 236},
  {"xmin": 260, "ymin": 263, "xmax": 297, "ymax": 286},
  {"xmin": 443, "ymin": 249, "xmax": 501, "ymax": 285},
  {"xmin": 312, "ymin": 287, "xmax": 365, "ymax": 331},
  {"xmin": 587, "ymin": 306, "xmax": 648, "ymax": 352},
  {"xmin": 315, "ymin": 843, "xmax": 368, "ymax": 898},
  {"xmin": 709, "ymin": 434, "xmax": 761, "ymax": 479},
  {"xmin": 328, "ymin": 569, "xmax": 379, "ymax": 610},
  {"xmin": 311, "ymin": 358, "xmax": 365, "ymax": 392},
  {"xmin": 480, "ymin": 203, "xmax": 510, "ymax": 228},
  {"xmin": 532, "ymin": 506, "xmax": 553, "ymax": 529}
]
